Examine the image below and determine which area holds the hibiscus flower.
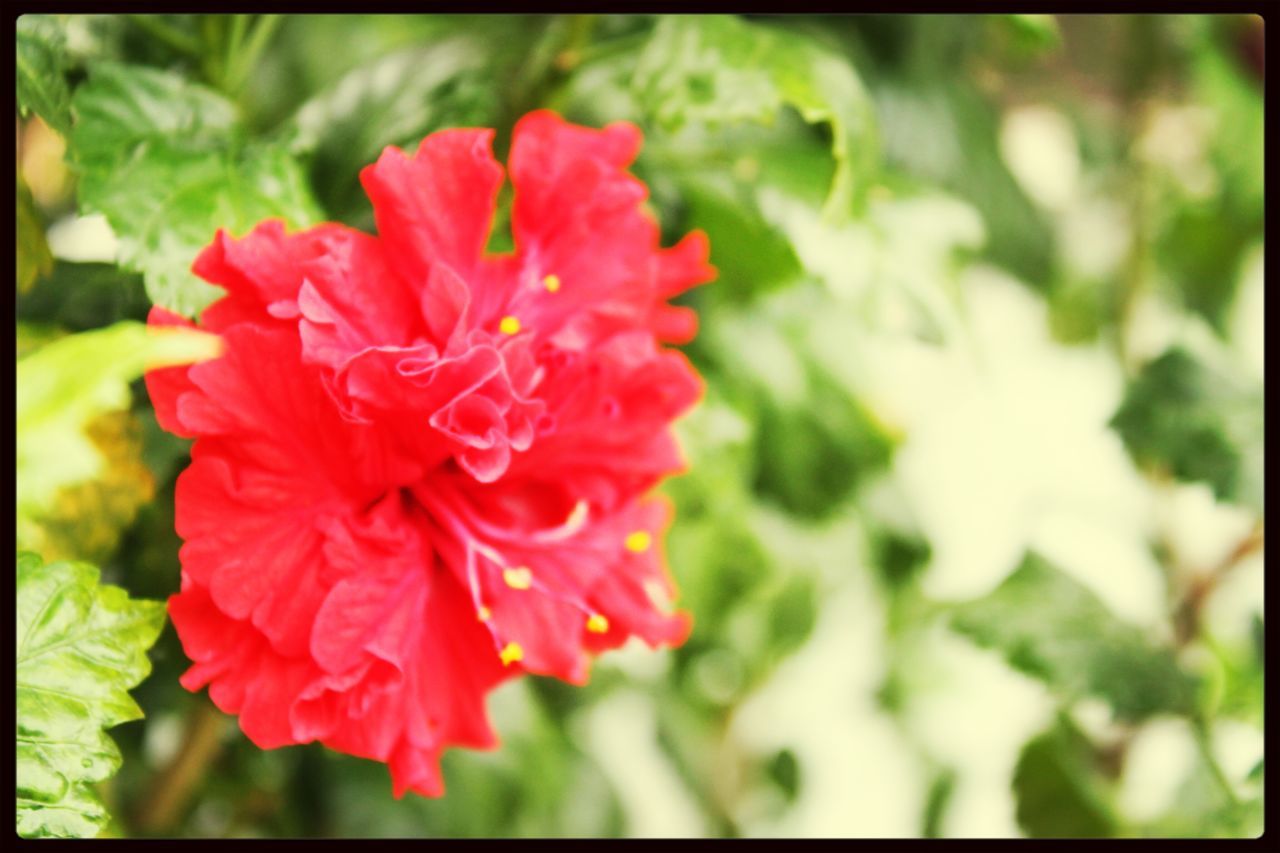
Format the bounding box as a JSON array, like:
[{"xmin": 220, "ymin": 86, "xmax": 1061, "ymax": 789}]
[{"xmin": 145, "ymin": 111, "xmax": 714, "ymax": 797}]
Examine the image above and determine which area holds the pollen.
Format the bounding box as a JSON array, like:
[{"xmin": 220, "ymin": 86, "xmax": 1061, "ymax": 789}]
[
  {"xmin": 477, "ymin": 606, "xmax": 492, "ymax": 621},
  {"xmin": 624, "ymin": 530, "xmax": 652, "ymax": 553},
  {"xmin": 499, "ymin": 642, "xmax": 524, "ymax": 666},
  {"xmin": 499, "ymin": 315, "xmax": 522, "ymax": 335},
  {"xmin": 586, "ymin": 613, "xmax": 609, "ymax": 633},
  {"xmin": 543, "ymin": 274, "xmax": 561, "ymax": 293},
  {"xmin": 503, "ymin": 566, "xmax": 533, "ymax": 590}
]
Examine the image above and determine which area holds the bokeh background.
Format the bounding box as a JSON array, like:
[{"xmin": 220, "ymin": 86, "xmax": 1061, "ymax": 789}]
[{"xmin": 15, "ymin": 13, "xmax": 1264, "ymax": 838}]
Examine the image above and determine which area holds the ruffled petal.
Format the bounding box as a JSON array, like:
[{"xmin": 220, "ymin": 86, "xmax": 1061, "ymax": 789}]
[
  {"xmin": 360, "ymin": 129, "xmax": 503, "ymax": 288},
  {"xmin": 506, "ymin": 111, "xmax": 715, "ymax": 347},
  {"xmin": 289, "ymin": 228, "xmax": 423, "ymax": 371},
  {"xmin": 188, "ymin": 221, "xmax": 351, "ymax": 328}
]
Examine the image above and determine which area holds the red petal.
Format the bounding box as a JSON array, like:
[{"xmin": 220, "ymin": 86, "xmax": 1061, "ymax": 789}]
[
  {"xmin": 144, "ymin": 306, "xmax": 203, "ymax": 438},
  {"xmin": 360, "ymin": 129, "xmax": 503, "ymax": 287}
]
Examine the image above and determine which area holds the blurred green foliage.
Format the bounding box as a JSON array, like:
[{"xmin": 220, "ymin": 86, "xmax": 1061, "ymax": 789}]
[{"xmin": 15, "ymin": 12, "xmax": 1264, "ymax": 839}]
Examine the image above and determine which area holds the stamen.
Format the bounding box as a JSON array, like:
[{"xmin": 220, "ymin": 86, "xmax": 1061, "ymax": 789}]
[
  {"xmin": 503, "ymin": 566, "xmax": 533, "ymax": 590},
  {"xmin": 477, "ymin": 606, "xmax": 492, "ymax": 621},
  {"xmin": 543, "ymin": 274, "xmax": 561, "ymax": 293},
  {"xmin": 586, "ymin": 614, "xmax": 609, "ymax": 634},
  {"xmin": 624, "ymin": 530, "xmax": 652, "ymax": 553},
  {"xmin": 499, "ymin": 642, "xmax": 524, "ymax": 666},
  {"xmin": 499, "ymin": 315, "xmax": 522, "ymax": 335}
]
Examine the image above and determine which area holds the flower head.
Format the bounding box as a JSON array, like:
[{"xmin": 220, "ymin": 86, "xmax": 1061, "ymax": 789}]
[{"xmin": 145, "ymin": 111, "xmax": 714, "ymax": 797}]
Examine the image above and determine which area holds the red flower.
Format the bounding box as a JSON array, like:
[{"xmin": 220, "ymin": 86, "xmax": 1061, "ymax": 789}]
[{"xmin": 145, "ymin": 111, "xmax": 714, "ymax": 797}]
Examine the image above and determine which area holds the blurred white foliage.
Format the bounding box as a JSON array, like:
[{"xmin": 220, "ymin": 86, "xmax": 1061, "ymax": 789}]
[
  {"xmin": 1117, "ymin": 716, "xmax": 1197, "ymax": 821},
  {"xmin": 999, "ymin": 105, "xmax": 1081, "ymax": 211},
  {"xmin": 1211, "ymin": 718, "xmax": 1265, "ymax": 790},
  {"xmin": 902, "ymin": 627, "xmax": 1055, "ymax": 837},
  {"xmin": 1203, "ymin": 553, "xmax": 1263, "ymax": 646},
  {"xmin": 758, "ymin": 187, "xmax": 982, "ymax": 342},
  {"xmin": 1156, "ymin": 482, "xmax": 1257, "ymax": 576},
  {"xmin": 760, "ymin": 185, "xmax": 1167, "ymax": 618},
  {"xmin": 46, "ymin": 212, "xmax": 120, "ymax": 262},
  {"xmin": 1229, "ymin": 244, "xmax": 1264, "ymax": 380},
  {"xmin": 1126, "ymin": 287, "xmax": 1192, "ymax": 367},
  {"xmin": 859, "ymin": 268, "xmax": 1156, "ymax": 604},
  {"xmin": 731, "ymin": 578, "xmax": 926, "ymax": 837},
  {"xmin": 1029, "ymin": 511, "xmax": 1168, "ymax": 629},
  {"xmin": 579, "ymin": 690, "xmax": 708, "ymax": 837},
  {"xmin": 1138, "ymin": 104, "xmax": 1219, "ymax": 199},
  {"xmin": 1057, "ymin": 191, "xmax": 1132, "ymax": 282}
]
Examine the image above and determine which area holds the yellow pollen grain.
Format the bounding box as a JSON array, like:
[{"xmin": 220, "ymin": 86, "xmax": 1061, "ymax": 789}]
[
  {"xmin": 477, "ymin": 606, "xmax": 492, "ymax": 621},
  {"xmin": 503, "ymin": 566, "xmax": 533, "ymax": 590},
  {"xmin": 586, "ymin": 614, "xmax": 609, "ymax": 634},
  {"xmin": 543, "ymin": 274, "xmax": 561, "ymax": 293},
  {"xmin": 624, "ymin": 530, "xmax": 652, "ymax": 553},
  {"xmin": 500, "ymin": 642, "xmax": 524, "ymax": 666},
  {"xmin": 499, "ymin": 315, "xmax": 521, "ymax": 335}
]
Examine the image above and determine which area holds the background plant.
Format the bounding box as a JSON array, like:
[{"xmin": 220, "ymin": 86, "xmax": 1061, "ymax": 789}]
[{"xmin": 15, "ymin": 13, "xmax": 1264, "ymax": 838}]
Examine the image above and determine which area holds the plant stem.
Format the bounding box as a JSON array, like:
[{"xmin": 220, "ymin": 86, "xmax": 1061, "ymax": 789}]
[
  {"xmin": 571, "ymin": 30, "xmax": 648, "ymax": 70},
  {"xmin": 132, "ymin": 701, "xmax": 228, "ymax": 835},
  {"xmin": 1173, "ymin": 519, "xmax": 1264, "ymax": 646},
  {"xmin": 1192, "ymin": 717, "xmax": 1240, "ymax": 809},
  {"xmin": 200, "ymin": 15, "xmax": 227, "ymax": 92},
  {"xmin": 128, "ymin": 15, "xmax": 202, "ymax": 57},
  {"xmin": 504, "ymin": 15, "xmax": 597, "ymax": 134},
  {"xmin": 227, "ymin": 15, "xmax": 284, "ymax": 96}
]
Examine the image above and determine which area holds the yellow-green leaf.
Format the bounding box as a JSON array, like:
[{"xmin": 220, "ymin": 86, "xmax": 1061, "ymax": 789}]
[
  {"xmin": 16, "ymin": 552, "xmax": 166, "ymax": 838},
  {"xmin": 16, "ymin": 320, "xmax": 221, "ymax": 542}
]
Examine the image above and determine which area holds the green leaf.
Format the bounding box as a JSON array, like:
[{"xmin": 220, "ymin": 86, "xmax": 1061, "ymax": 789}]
[
  {"xmin": 1012, "ymin": 715, "xmax": 1118, "ymax": 838},
  {"xmin": 18, "ymin": 261, "xmax": 151, "ymax": 332},
  {"xmin": 950, "ymin": 553, "xmax": 1198, "ymax": 721},
  {"xmin": 701, "ymin": 288, "xmax": 897, "ymax": 518},
  {"xmin": 1111, "ymin": 346, "xmax": 1264, "ymax": 513},
  {"xmin": 17, "ymin": 14, "xmax": 73, "ymax": 136},
  {"xmin": 16, "ymin": 552, "xmax": 166, "ymax": 838},
  {"xmin": 633, "ymin": 14, "xmax": 877, "ymax": 220},
  {"xmin": 283, "ymin": 37, "xmax": 507, "ymax": 221},
  {"xmin": 921, "ymin": 766, "xmax": 957, "ymax": 837},
  {"xmin": 70, "ymin": 62, "xmax": 322, "ymax": 316},
  {"xmin": 994, "ymin": 14, "xmax": 1062, "ymax": 57},
  {"xmin": 680, "ymin": 174, "xmax": 803, "ymax": 300},
  {"xmin": 16, "ymin": 320, "xmax": 222, "ymax": 542},
  {"xmin": 635, "ymin": 119, "xmax": 835, "ymax": 307},
  {"xmin": 17, "ymin": 174, "xmax": 55, "ymax": 294}
]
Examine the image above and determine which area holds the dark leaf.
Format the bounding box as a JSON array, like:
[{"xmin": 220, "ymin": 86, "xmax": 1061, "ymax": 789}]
[
  {"xmin": 1012, "ymin": 715, "xmax": 1118, "ymax": 838},
  {"xmin": 1111, "ymin": 346, "xmax": 1263, "ymax": 513},
  {"xmin": 951, "ymin": 553, "xmax": 1199, "ymax": 721},
  {"xmin": 17, "ymin": 14, "xmax": 73, "ymax": 136}
]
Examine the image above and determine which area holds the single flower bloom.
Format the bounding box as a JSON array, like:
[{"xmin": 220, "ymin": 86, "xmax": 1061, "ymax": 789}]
[{"xmin": 145, "ymin": 111, "xmax": 714, "ymax": 797}]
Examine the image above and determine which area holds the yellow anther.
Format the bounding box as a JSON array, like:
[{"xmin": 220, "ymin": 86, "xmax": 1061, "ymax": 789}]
[
  {"xmin": 586, "ymin": 613, "xmax": 610, "ymax": 634},
  {"xmin": 499, "ymin": 315, "xmax": 521, "ymax": 335},
  {"xmin": 503, "ymin": 566, "xmax": 533, "ymax": 590},
  {"xmin": 499, "ymin": 642, "xmax": 524, "ymax": 666},
  {"xmin": 543, "ymin": 274, "xmax": 561, "ymax": 293},
  {"xmin": 624, "ymin": 530, "xmax": 652, "ymax": 553},
  {"xmin": 477, "ymin": 606, "xmax": 492, "ymax": 621}
]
